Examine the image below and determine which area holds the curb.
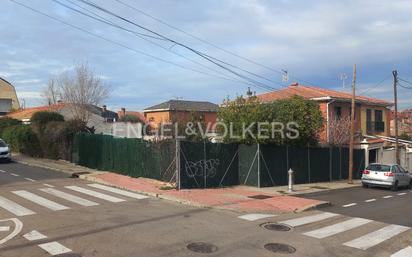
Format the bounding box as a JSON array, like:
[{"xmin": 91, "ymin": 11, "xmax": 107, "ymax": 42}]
[{"xmin": 294, "ymin": 200, "xmax": 331, "ymax": 213}]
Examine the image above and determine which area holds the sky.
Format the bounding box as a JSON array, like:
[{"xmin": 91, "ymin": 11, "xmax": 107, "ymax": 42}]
[{"xmin": 1, "ymin": 0, "xmax": 412, "ymax": 111}]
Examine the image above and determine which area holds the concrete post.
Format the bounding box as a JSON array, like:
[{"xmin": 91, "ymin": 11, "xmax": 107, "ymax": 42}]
[{"xmin": 288, "ymin": 168, "xmax": 294, "ymax": 192}]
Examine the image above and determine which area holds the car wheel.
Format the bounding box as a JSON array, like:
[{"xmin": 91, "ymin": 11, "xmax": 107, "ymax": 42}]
[
  {"xmin": 391, "ymin": 181, "xmax": 399, "ymax": 191},
  {"xmin": 362, "ymin": 183, "xmax": 368, "ymax": 188}
]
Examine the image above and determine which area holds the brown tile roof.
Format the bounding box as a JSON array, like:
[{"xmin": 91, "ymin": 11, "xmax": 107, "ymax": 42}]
[
  {"xmin": 6, "ymin": 104, "xmax": 66, "ymax": 120},
  {"xmin": 118, "ymin": 110, "xmax": 147, "ymax": 123},
  {"xmin": 257, "ymin": 83, "xmax": 393, "ymax": 106}
]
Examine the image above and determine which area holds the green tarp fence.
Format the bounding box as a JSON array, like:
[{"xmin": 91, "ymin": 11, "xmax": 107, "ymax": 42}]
[
  {"xmin": 74, "ymin": 133, "xmax": 175, "ymax": 181},
  {"xmin": 73, "ymin": 134, "xmax": 365, "ymax": 189}
]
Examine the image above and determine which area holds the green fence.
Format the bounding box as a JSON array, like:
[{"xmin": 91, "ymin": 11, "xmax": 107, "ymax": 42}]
[
  {"xmin": 73, "ymin": 134, "xmax": 365, "ymax": 189},
  {"xmin": 75, "ymin": 133, "xmax": 175, "ymax": 181}
]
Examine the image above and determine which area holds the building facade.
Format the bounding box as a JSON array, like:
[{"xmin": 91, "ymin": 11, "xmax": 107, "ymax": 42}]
[{"xmin": 0, "ymin": 78, "xmax": 19, "ymax": 115}]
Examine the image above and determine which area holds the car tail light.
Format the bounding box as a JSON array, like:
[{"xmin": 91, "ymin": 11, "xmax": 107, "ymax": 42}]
[
  {"xmin": 384, "ymin": 172, "xmax": 394, "ymax": 177},
  {"xmin": 362, "ymin": 170, "xmax": 370, "ymax": 175}
]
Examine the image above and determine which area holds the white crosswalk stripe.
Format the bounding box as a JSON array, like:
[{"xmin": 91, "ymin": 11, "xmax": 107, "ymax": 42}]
[
  {"xmin": 23, "ymin": 230, "xmax": 47, "ymax": 241},
  {"xmin": 88, "ymin": 184, "xmax": 149, "ymax": 200},
  {"xmin": 12, "ymin": 190, "xmax": 69, "ymax": 211},
  {"xmin": 238, "ymin": 213, "xmax": 276, "ymax": 221},
  {"xmin": 303, "ymin": 218, "xmax": 372, "ymax": 239},
  {"xmin": 343, "ymin": 224, "xmax": 410, "ymax": 250},
  {"xmin": 279, "ymin": 212, "xmax": 339, "ymax": 227},
  {"xmin": 391, "ymin": 246, "xmax": 412, "ymax": 257},
  {"xmin": 0, "ymin": 195, "xmax": 36, "ymax": 216},
  {"xmin": 40, "ymin": 188, "xmax": 99, "ymax": 207},
  {"xmin": 38, "ymin": 241, "xmax": 72, "ymax": 255},
  {"xmin": 65, "ymin": 186, "xmax": 125, "ymax": 202}
]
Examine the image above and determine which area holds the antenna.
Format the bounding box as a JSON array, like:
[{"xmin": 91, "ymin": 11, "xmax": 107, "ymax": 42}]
[
  {"xmin": 340, "ymin": 73, "xmax": 348, "ymax": 88},
  {"xmin": 282, "ymin": 70, "xmax": 289, "ymax": 83}
]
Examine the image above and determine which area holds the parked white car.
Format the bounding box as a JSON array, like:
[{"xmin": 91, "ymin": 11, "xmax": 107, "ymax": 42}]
[
  {"xmin": 0, "ymin": 139, "xmax": 11, "ymax": 162},
  {"xmin": 361, "ymin": 163, "xmax": 412, "ymax": 191}
]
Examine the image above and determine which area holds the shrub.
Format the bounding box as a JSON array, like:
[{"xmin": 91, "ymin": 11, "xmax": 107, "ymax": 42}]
[
  {"xmin": 0, "ymin": 117, "xmax": 21, "ymax": 137},
  {"xmin": 2, "ymin": 125, "xmax": 41, "ymax": 156},
  {"xmin": 31, "ymin": 111, "xmax": 64, "ymax": 127}
]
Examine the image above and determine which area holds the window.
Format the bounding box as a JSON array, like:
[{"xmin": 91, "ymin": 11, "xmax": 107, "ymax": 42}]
[
  {"xmin": 334, "ymin": 106, "xmax": 342, "ymax": 120},
  {"xmin": 366, "ymin": 164, "xmax": 390, "ymax": 171},
  {"xmin": 375, "ymin": 110, "xmax": 383, "ymax": 121}
]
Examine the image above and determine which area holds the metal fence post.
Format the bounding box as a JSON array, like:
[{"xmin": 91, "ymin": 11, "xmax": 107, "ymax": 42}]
[
  {"xmin": 307, "ymin": 145, "xmax": 311, "ymax": 183},
  {"xmin": 175, "ymin": 139, "xmax": 181, "ymax": 190},
  {"xmin": 257, "ymin": 143, "xmax": 261, "ymax": 188},
  {"xmin": 329, "ymin": 147, "xmax": 333, "ymax": 182},
  {"xmin": 203, "ymin": 140, "xmax": 207, "ymax": 188}
]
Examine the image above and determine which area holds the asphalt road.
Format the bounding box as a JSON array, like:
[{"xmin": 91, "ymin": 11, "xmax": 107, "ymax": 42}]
[
  {"xmin": 0, "ymin": 163, "xmax": 411, "ymax": 257},
  {"xmin": 300, "ymin": 185, "xmax": 412, "ymax": 226}
]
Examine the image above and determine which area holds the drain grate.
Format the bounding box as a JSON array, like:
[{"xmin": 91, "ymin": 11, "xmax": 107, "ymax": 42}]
[
  {"xmin": 261, "ymin": 222, "xmax": 291, "ymax": 231},
  {"xmin": 248, "ymin": 194, "xmax": 273, "ymax": 200},
  {"xmin": 187, "ymin": 242, "xmax": 218, "ymax": 254},
  {"xmin": 264, "ymin": 243, "xmax": 296, "ymax": 254}
]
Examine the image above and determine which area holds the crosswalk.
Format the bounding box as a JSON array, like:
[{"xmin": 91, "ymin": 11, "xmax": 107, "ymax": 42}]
[
  {"xmin": 0, "ymin": 183, "xmax": 149, "ymax": 217},
  {"xmin": 277, "ymin": 212, "xmax": 412, "ymax": 255}
]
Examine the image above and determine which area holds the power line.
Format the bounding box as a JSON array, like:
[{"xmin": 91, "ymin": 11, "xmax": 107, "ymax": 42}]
[
  {"xmin": 358, "ymin": 74, "xmax": 392, "ymax": 95},
  {"xmin": 9, "ymin": 0, "xmax": 273, "ymax": 91},
  {"xmin": 399, "ymin": 77, "xmax": 412, "ymax": 86},
  {"xmin": 74, "ymin": 0, "xmax": 282, "ymax": 89},
  {"xmin": 113, "ymin": 0, "xmax": 321, "ymax": 87},
  {"xmin": 398, "ymin": 82, "xmax": 412, "ymax": 90},
  {"xmin": 52, "ymin": 0, "xmax": 266, "ymax": 89}
]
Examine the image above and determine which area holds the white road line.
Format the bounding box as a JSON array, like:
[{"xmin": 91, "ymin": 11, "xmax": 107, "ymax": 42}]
[
  {"xmin": 342, "ymin": 203, "xmax": 357, "ymax": 208},
  {"xmin": 43, "ymin": 184, "xmax": 54, "ymax": 187},
  {"xmin": 40, "ymin": 188, "xmax": 99, "ymax": 207},
  {"xmin": 0, "ymin": 170, "xmax": 5, "ymax": 173},
  {"xmin": 303, "ymin": 218, "xmax": 372, "ymax": 239},
  {"xmin": 24, "ymin": 178, "xmax": 36, "ymax": 182},
  {"xmin": 0, "ymin": 226, "xmax": 10, "ymax": 232},
  {"xmin": 23, "ymin": 230, "xmax": 47, "ymax": 241},
  {"xmin": 12, "ymin": 190, "xmax": 69, "ymax": 211},
  {"xmin": 391, "ymin": 246, "xmax": 412, "ymax": 257},
  {"xmin": 343, "ymin": 224, "xmax": 410, "ymax": 250},
  {"xmin": 10, "ymin": 173, "xmax": 19, "ymax": 177},
  {"xmin": 397, "ymin": 193, "xmax": 407, "ymax": 196},
  {"xmin": 383, "ymin": 195, "xmax": 393, "ymax": 199},
  {"xmin": 0, "ymin": 196, "xmax": 36, "ymax": 216},
  {"xmin": 0, "ymin": 218, "xmax": 22, "ymax": 245},
  {"xmin": 38, "ymin": 241, "xmax": 72, "ymax": 255},
  {"xmin": 279, "ymin": 212, "xmax": 339, "ymax": 227},
  {"xmin": 88, "ymin": 184, "xmax": 149, "ymax": 200},
  {"xmin": 65, "ymin": 186, "xmax": 125, "ymax": 203},
  {"xmin": 238, "ymin": 213, "xmax": 276, "ymax": 221},
  {"xmin": 365, "ymin": 199, "xmax": 376, "ymax": 202}
]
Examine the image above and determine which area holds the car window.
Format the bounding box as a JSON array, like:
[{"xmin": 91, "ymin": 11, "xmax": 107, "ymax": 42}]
[
  {"xmin": 0, "ymin": 140, "xmax": 6, "ymax": 147},
  {"xmin": 399, "ymin": 166, "xmax": 408, "ymax": 173},
  {"xmin": 366, "ymin": 164, "xmax": 391, "ymax": 172},
  {"xmin": 392, "ymin": 165, "xmax": 400, "ymax": 173}
]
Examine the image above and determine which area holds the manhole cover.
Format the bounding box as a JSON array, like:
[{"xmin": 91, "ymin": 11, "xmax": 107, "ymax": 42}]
[
  {"xmin": 187, "ymin": 242, "xmax": 218, "ymax": 254},
  {"xmin": 248, "ymin": 194, "xmax": 273, "ymax": 200},
  {"xmin": 261, "ymin": 222, "xmax": 291, "ymax": 231},
  {"xmin": 264, "ymin": 243, "xmax": 296, "ymax": 254}
]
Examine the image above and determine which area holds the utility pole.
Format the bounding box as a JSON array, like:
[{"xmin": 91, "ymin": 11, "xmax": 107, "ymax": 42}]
[
  {"xmin": 393, "ymin": 70, "xmax": 400, "ymax": 164},
  {"xmin": 348, "ymin": 64, "xmax": 356, "ymax": 184}
]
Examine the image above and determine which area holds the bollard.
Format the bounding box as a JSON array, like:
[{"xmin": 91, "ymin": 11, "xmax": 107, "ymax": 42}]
[{"xmin": 288, "ymin": 168, "xmax": 294, "ymax": 192}]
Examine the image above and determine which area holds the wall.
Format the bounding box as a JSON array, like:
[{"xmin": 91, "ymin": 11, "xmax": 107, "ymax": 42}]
[
  {"xmin": 0, "ymin": 79, "xmax": 19, "ymax": 111},
  {"xmin": 144, "ymin": 111, "xmax": 170, "ymax": 129}
]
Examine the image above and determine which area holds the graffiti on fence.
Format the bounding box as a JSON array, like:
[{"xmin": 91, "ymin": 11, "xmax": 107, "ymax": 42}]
[{"xmin": 185, "ymin": 159, "xmax": 220, "ymax": 178}]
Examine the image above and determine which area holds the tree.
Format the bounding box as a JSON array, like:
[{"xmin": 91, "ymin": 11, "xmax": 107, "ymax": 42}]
[
  {"xmin": 328, "ymin": 115, "xmax": 351, "ymax": 146},
  {"xmin": 217, "ymin": 95, "xmax": 324, "ymax": 145},
  {"xmin": 43, "ymin": 63, "xmax": 110, "ymax": 123}
]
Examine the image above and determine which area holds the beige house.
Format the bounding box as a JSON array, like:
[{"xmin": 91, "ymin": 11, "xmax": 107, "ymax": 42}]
[{"xmin": 0, "ymin": 77, "xmax": 19, "ymax": 115}]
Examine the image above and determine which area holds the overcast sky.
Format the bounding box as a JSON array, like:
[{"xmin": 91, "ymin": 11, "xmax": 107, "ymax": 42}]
[{"xmin": 2, "ymin": 0, "xmax": 412, "ymax": 111}]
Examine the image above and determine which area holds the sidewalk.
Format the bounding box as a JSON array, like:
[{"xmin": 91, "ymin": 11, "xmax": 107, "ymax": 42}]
[{"xmin": 12, "ymin": 154, "xmax": 355, "ymax": 214}]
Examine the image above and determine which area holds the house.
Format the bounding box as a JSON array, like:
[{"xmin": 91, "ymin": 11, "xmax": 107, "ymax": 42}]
[
  {"xmin": 0, "ymin": 77, "xmax": 20, "ymax": 116},
  {"xmin": 390, "ymin": 109, "xmax": 412, "ymax": 137},
  {"xmin": 143, "ymin": 100, "xmax": 219, "ymax": 129},
  {"xmin": 257, "ymin": 83, "xmax": 393, "ymax": 165},
  {"xmin": 118, "ymin": 107, "xmax": 147, "ymax": 123},
  {"xmin": 7, "ymin": 103, "xmax": 118, "ymax": 134}
]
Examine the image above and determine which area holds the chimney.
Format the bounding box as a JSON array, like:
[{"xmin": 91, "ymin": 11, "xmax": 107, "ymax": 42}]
[
  {"xmin": 102, "ymin": 105, "xmax": 107, "ymax": 112},
  {"xmin": 121, "ymin": 107, "xmax": 126, "ymax": 117},
  {"xmin": 290, "ymin": 82, "xmax": 299, "ymax": 87}
]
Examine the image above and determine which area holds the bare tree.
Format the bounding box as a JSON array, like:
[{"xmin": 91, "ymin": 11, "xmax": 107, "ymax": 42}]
[
  {"xmin": 329, "ymin": 115, "xmax": 351, "ymax": 146},
  {"xmin": 43, "ymin": 63, "xmax": 110, "ymax": 122},
  {"xmin": 42, "ymin": 77, "xmax": 61, "ymax": 106}
]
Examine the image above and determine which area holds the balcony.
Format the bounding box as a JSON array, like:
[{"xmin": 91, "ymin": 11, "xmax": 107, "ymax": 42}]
[{"xmin": 366, "ymin": 121, "xmax": 385, "ymax": 134}]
